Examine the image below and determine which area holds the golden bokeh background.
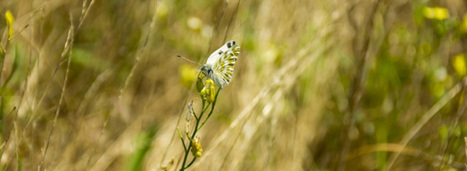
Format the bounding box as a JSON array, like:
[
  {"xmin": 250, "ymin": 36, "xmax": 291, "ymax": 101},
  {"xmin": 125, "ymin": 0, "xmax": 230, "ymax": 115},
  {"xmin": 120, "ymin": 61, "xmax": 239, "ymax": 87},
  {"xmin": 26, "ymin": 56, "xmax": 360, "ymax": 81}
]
[{"xmin": 0, "ymin": 0, "xmax": 467, "ymax": 170}]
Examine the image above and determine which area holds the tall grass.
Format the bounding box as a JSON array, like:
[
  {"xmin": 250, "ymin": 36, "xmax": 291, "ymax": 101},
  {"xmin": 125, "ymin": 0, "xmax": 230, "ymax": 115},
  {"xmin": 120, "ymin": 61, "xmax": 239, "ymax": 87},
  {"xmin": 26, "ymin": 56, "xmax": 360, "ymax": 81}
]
[{"xmin": 0, "ymin": 0, "xmax": 466, "ymax": 170}]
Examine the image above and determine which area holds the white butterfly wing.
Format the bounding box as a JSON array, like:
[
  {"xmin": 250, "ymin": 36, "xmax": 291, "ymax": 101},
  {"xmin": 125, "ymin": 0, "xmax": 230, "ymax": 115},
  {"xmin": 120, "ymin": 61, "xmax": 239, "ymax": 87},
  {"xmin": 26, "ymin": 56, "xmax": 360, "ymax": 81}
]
[
  {"xmin": 208, "ymin": 40, "xmax": 240, "ymax": 86},
  {"xmin": 206, "ymin": 41, "xmax": 237, "ymax": 66}
]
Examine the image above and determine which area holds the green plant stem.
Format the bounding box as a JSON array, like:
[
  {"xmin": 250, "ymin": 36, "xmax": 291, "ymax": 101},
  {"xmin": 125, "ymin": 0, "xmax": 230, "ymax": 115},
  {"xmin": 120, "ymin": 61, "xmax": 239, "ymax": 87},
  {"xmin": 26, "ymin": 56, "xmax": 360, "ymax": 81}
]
[
  {"xmin": 179, "ymin": 124, "xmax": 198, "ymax": 171},
  {"xmin": 180, "ymin": 102, "xmax": 205, "ymax": 171},
  {"xmin": 198, "ymin": 88, "xmax": 221, "ymax": 130},
  {"xmin": 177, "ymin": 128, "xmax": 187, "ymax": 151},
  {"xmin": 202, "ymin": 103, "xmax": 210, "ymax": 113},
  {"xmin": 184, "ymin": 157, "xmax": 197, "ymax": 169},
  {"xmin": 180, "ymin": 88, "xmax": 221, "ymax": 171},
  {"xmin": 193, "ymin": 112, "xmax": 199, "ymax": 121}
]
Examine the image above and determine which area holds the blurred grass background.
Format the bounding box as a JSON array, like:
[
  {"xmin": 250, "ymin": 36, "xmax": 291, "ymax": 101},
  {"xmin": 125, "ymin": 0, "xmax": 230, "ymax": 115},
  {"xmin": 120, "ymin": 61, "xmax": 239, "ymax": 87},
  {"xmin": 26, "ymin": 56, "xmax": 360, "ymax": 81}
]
[{"xmin": 0, "ymin": 0, "xmax": 467, "ymax": 170}]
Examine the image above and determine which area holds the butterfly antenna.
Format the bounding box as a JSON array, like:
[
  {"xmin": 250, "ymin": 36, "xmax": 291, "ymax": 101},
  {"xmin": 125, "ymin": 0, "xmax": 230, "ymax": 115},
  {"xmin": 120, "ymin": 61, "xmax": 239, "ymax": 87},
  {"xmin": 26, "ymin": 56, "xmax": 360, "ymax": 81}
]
[{"xmin": 176, "ymin": 55, "xmax": 201, "ymax": 66}]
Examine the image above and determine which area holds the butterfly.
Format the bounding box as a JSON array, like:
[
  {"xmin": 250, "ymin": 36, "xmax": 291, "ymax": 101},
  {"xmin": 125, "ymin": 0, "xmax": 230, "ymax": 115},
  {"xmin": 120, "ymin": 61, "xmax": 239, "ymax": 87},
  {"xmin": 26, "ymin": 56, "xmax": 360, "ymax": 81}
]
[{"xmin": 200, "ymin": 40, "xmax": 240, "ymax": 88}]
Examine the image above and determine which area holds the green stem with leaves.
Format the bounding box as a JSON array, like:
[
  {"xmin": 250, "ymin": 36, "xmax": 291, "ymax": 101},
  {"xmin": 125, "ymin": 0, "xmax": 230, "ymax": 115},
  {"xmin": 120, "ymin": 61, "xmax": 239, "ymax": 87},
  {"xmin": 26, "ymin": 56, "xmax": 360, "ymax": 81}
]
[{"xmin": 179, "ymin": 88, "xmax": 221, "ymax": 171}]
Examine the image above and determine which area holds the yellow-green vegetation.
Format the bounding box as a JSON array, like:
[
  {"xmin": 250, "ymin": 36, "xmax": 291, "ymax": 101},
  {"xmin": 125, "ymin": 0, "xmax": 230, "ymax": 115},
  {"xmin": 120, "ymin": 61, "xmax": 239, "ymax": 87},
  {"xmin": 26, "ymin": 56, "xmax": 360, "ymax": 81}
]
[{"xmin": 0, "ymin": 0, "xmax": 467, "ymax": 170}]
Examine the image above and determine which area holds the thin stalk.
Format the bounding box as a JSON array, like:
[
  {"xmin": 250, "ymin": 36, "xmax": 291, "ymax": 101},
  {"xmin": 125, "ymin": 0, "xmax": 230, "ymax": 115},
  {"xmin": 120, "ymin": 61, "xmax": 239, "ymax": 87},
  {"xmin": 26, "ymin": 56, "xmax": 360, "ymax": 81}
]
[
  {"xmin": 198, "ymin": 88, "xmax": 221, "ymax": 130},
  {"xmin": 184, "ymin": 158, "xmax": 197, "ymax": 169},
  {"xmin": 180, "ymin": 88, "xmax": 221, "ymax": 170},
  {"xmin": 177, "ymin": 128, "xmax": 187, "ymax": 151},
  {"xmin": 180, "ymin": 103, "xmax": 204, "ymax": 171}
]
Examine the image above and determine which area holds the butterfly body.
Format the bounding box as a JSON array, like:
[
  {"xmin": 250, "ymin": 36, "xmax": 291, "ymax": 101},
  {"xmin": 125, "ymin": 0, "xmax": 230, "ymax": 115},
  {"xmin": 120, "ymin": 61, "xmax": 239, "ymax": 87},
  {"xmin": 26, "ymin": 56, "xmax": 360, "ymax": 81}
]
[{"xmin": 201, "ymin": 40, "xmax": 240, "ymax": 87}]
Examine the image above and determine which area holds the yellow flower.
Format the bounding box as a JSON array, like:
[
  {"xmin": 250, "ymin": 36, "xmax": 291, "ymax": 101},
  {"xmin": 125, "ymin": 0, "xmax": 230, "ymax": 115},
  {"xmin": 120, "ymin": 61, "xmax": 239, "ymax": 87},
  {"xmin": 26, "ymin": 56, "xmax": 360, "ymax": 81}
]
[
  {"xmin": 200, "ymin": 79, "xmax": 215, "ymax": 103},
  {"xmin": 179, "ymin": 64, "xmax": 197, "ymax": 88},
  {"xmin": 461, "ymin": 14, "xmax": 467, "ymax": 33},
  {"xmin": 208, "ymin": 82, "xmax": 215, "ymax": 103},
  {"xmin": 423, "ymin": 7, "xmax": 449, "ymax": 20},
  {"xmin": 5, "ymin": 10, "xmax": 14, "ymax": 39},
  {"xmin": 190, "ymin": 137, "xmax": 202, "ymax": 158},
  {"xmin": 452, "ymin": 54, "xmax": 466, "ymax": 77}
]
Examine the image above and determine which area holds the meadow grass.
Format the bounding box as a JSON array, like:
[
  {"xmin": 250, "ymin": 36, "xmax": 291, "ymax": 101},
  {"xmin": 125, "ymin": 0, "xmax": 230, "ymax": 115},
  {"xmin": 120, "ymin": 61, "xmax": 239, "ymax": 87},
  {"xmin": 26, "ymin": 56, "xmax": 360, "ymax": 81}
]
[{"xmin": 0, "ymin": 0, "xmax": 466, "ymax": 170}]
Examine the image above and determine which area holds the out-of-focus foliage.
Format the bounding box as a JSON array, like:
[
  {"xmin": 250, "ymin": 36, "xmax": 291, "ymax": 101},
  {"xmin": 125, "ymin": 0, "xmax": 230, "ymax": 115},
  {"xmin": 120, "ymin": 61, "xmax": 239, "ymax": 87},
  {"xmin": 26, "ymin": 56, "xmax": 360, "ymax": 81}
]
[{"xmin": 0, "ymin": 0, "xmax": 466, "ymax": 170}]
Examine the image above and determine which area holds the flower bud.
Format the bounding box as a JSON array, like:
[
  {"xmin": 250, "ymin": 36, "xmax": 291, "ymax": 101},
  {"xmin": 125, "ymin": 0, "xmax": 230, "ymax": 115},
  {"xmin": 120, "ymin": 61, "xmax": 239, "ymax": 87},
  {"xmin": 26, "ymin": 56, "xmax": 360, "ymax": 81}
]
[
  {"xmin": 207, "ymin": 81, "xmax": 215, "ymax": 103},
  {"xmin": 191, "ymin": 137, "xmax": 203, "ymax": 158},
  {"xmin": 200, "ymin": 79, "xmax": 215, "ymax": 103},
  {"xmin": 5, "ymin": 11, "xmax": 14, "ymax": 39}
]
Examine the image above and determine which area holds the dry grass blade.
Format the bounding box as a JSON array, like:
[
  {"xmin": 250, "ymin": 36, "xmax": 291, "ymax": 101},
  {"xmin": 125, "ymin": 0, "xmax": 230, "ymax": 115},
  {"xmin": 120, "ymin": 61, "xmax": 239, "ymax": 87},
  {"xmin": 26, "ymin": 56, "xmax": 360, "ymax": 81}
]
[
  {"xmin": 77, "ymin": 0, "xmax": 96, "ymax": 30},
  {"xmin": 2, "ymin": 0, "xmax": 467, "ymax": 170},
  {"xmin": 20, "ymin": 0, "xmax": 98, "ymax": 144},
  {"xmin": 38, "ymin": 18, "xmax": 75, "ymax": 170},
  {"xmin": 387, "ymin": 77, "xmax": 467, "ymax": 170},
  {"xmin": 465, "ymin": 137, "xmax": 467, "ymax": 167},
  {"xmin": 348, "ymin": 143, "xmax": 465, "ymax": 169},
  {"xmin": 90, "ymin": 2, "xmax": 161, "ymax": 169},
  {"xmin": 118, "ymin": 0, "xmax": 159, "ymax": 103},
  {"xmin": 36, "ymin": 1, "xmax": 96, "ymax": 166}
]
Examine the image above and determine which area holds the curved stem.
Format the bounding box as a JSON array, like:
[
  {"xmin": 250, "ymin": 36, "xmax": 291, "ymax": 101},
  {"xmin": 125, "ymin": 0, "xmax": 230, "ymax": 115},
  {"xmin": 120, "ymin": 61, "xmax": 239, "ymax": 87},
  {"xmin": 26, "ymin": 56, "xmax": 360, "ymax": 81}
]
[
  {"xmin": 180, "ymin": 97, "xmax": 207, "ymax": 170},
  {"xmin": 202, "ymin": 103, "xmax": 211, "ymax": 113},
  {"xmin": 180, "ymin": 147, "xmax": 191, "ymax": 171},
  {"xmin": 180, "ymin": 87, "xmax": 221, "ymax": 170},
  {"xmin": 184, "ymin": 157, "xmax": 197, "ymax": 169},
  {"xmin": 177, "ymin": 128, "xmax": 187, "ymax": 151},
  {"xmin": 198, "ymin": 88, "xmax": 221, "ymax": 130}
]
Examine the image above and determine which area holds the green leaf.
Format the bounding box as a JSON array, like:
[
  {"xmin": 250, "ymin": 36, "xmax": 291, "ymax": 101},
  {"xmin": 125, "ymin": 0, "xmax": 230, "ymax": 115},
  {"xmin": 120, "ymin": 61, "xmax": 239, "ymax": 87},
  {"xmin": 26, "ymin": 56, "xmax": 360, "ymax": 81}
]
[
  {"xmin": 439, "ymin": 125, "xmax": 448, "ymax": 141},
  {"xmin": 125, "ymin": 124, "xmax": 159, "ymax": 171}
]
